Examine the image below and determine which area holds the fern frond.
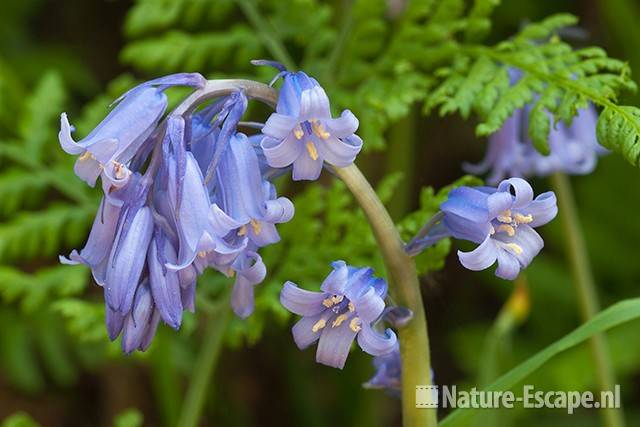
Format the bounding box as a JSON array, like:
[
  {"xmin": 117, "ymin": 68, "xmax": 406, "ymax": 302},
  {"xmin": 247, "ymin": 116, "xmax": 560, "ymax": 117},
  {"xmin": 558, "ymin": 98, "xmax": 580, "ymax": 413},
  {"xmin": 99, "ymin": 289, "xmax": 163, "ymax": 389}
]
[
  {"xmin": 0, "ymin": 265, "xmax": 87, "ymax": 312},
  {"xmin": 427, "ymin": 14, "xmax": 637, "ymax": 153},
  {"xmin": 596, "ymin": 106, "xmax": 640, "ymax": 166},
  {"xmin": 121, "ymin": 29, "xmax": 262, "ymax": 74},
  {"xmin": 0, "ymin": 204, "xmax": 94, "ymax": 261},
  {"xmin": 52, "ymin": 298, "xmax": 106, "ymax": 342}
]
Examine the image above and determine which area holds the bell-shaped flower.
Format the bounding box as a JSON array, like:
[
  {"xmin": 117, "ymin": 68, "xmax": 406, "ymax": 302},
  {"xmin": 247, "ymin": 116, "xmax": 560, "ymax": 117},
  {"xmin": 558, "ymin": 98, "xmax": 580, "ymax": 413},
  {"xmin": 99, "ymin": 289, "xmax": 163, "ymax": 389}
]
[
  {"xmin": 148, "ymin": 229, "xmax": 183, "ymax": 329},
  {"xmin": 280, "ymin": 261, "xmax": 397, "ymax": 369},
  {"xmin": 261, "ymin": 70, "xmax": 362, "ymax": 180},
  {"xmin": 60, "ymin": 197, "xmax": 121, "ymax": 285},
  {"xmin": 230, "ymin": 249, "xmax": 267, "ymax": 319},
  {"xmin": 120, "ymin": 279, "xmax": 161, "ymax": 354},
  {"xmin": 215, "ymin": 133, "xmax": 294, "ymax": 247},
  {"xmin": 441, "ymin": 178, "xmax": 557, "ymax": 280},
  {"xmin": 105, "ymin": 204, "xmax": 154, "ymax": 314},
  {"xmin": 59, "ymin": 73, "xmax": 205, "ymax": 187},
  {"xmin": 364, "ymin": 342, "xmax": 402, "ymax": 394}
]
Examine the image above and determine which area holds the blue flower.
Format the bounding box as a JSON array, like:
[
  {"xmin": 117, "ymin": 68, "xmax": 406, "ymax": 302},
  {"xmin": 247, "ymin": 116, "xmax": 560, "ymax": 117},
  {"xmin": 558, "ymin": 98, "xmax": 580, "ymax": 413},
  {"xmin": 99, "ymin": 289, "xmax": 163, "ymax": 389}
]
[
  {"xmin": 280, "ymin": 261, "xmax": 397, "ymax": 369},
  {"xmin": 59, "ymin": 73, "xmax": 205, "ymax": 188},
  {"xmin": 364, "ymin": 342, "xmax": 402, "ymax": 394},
  {"xmin": 441, "ymin": 178, "xmax": 557, "ymax": 280},
  {"xmin": 260, "ymin": 69, "xmax": 362, "ymax": 180},
  {"xmin": 465, "ymin": 103, "xmax": 607, "ymax": 184}
]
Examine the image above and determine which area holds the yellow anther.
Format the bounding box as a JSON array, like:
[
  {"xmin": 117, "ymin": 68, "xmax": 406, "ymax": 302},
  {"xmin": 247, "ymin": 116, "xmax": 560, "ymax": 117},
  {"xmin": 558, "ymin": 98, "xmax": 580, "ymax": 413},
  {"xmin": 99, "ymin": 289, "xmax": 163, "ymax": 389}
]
[
  {"xmin": 237, "ymin": 225, "xmax": 247, "ymax": 236},
  {"xmin": 312, "ymin": 319, "xmax": 327, "ymax": 332},
  {"xmin": 331, "ymin": 295, "xmax": 344, "ymax": 305},
  {"xmin": 250, "ymin": 219, "xmax": 261, "ymax": 235},
  {"xmin": 497, "ymin": 210, "xmax": 512, "ymax": 223},
  {"xmin": 227, "ymin": 268, "xmax": 236, "ymax": 278},
  {"xmin": 293, "ymin": 125, "xmax": 304, "ymax": 140},
  {"xmin": 514, "ymin": 213, "xmax": 533, "ymax": 224},
  {"xmin": 504, "ymin": 243, "xmax": 523, "ymax": 255},
  {"xmin": 322, "ymin": 298, "xmax": 334, "ymax": 308},
  {"xmin": 348, "ymin": 302, "xmax": 355, "ymax": 312},
  {"xmin": 489, "ymin": 225, "xmax": 496, "ymax": 235},
  {"xmin": 306, "ymin": 141, "xmax": 318, "ymax": 161},
  {"xmin": 79, "ymin": 151, "xmax": 94, "ymax": 161},
  {"xmin": 497, "ymin": 224, "xmax": 516, "ymax": 237},
  {"xmin": 349, "ymin": 317, "xmax": 362, "ymax": 332},
  {"xmin": 332, "ymin": 314, "xmax": 348, "ymax": 328},
  {"xmin": 197, "ymin": 251, "xmax": 208, "ymax": 258},
  {"xmin": 310, "ymin": 119, "xmax": 330, "ymax": 140}
]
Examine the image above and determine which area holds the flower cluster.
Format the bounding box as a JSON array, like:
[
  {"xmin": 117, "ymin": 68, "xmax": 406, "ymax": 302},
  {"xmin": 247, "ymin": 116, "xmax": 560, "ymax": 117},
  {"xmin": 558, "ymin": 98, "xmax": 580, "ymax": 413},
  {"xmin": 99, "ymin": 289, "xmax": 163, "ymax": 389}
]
[
  {"xmin": 59, "ymin": 65, "xmax": 366, "ymax": 354},
  {"xmin": 280, "ymin": 261, "xmax": 397, "ymax": 369},
  {"xmin": 465, "ymin": 71, "xmax": 607, "ymax": 184}
]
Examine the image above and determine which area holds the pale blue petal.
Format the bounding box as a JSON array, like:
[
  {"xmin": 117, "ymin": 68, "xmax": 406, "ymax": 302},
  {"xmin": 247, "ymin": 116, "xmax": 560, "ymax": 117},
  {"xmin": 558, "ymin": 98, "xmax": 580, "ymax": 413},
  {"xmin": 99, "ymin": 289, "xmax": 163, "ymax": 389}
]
[
  {"xmin": 357, "ymin": 325, "xmax": 397, "ymax": 356},
  {"xmin": 280, "ymin": 281, "xmax": 326, "ymax": 316}
]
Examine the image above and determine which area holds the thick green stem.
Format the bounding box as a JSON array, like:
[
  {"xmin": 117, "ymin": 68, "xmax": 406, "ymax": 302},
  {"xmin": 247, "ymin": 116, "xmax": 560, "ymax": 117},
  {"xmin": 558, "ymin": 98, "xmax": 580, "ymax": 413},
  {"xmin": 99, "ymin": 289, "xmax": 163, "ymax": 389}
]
[
  {"xmin": 176, "ymin": 296, "xmax": 231, "ymax": 427},
  {"xmin": 335, "ymin": 164, "xmax": 437, "ymax": 427},
  {"xmin": 550, "ymin": 172, "xmax": 624, "ymax": 427}
]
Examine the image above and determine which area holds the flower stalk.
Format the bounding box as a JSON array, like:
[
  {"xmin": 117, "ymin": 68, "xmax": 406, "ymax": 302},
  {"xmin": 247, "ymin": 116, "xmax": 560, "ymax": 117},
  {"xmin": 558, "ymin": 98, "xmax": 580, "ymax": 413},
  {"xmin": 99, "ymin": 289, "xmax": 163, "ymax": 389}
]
[
  {"xmin": 334, "ymin": 165, "xmax": 437, "ymax": 427},
  {"xmin": 550, "ymin": 172, "xmax": 625, "ymax": 427}
]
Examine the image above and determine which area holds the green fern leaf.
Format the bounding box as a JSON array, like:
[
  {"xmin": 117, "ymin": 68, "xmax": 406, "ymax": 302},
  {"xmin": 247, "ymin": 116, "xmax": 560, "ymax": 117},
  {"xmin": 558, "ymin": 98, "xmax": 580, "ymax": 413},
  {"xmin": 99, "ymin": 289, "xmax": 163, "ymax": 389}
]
[{"xmin": 597, "ymin": 106, "xmax": 640, "ymax": 166}]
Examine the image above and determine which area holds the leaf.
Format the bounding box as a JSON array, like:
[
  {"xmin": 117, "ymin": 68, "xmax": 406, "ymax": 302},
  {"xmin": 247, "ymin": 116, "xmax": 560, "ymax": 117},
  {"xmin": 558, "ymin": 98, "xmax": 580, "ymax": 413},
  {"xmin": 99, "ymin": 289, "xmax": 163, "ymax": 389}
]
[
  {"xmin": 1, "ymin": 413, "xmax": 41, "ymax": 427},
  {"xmin": 113, "ymin": 409, "xmax": 144, "ymax": 427},
  {"xmin": 441, "ymin": 298, "xmax": 640, "ymax": 427},
  {"xmin": 596, "ymin": 105, "xmax": 640, "ymax": 166}
]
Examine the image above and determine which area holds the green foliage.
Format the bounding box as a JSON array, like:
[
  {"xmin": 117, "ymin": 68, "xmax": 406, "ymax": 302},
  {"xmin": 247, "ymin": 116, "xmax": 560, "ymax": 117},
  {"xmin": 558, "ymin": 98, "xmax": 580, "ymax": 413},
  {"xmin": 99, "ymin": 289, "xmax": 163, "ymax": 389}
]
[
  {"xmin": 442, "ymin": 297, "xmax": 640, "ymax": 427},
  {"xmin": 597, "ymin": 105, "xmax": 640, "ymax": 165},
  {"xmin": 0, "ymin": 413, "xmax": 41, "ymax": 427},
  {"xmin": 427, "ymin": 13, "xmax": 637, "ymax": 155},
  {"xmin": 113, "ymin": 409, "xmax": 144, "ymax": 427}
]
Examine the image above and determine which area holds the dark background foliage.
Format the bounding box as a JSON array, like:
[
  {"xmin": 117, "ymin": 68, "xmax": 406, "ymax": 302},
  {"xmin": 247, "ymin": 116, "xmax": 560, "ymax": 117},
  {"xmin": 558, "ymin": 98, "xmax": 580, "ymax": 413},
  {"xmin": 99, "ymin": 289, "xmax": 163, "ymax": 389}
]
[{"xmin": 0, "ymin": 1, "xmax": 639, "ymax": 426}]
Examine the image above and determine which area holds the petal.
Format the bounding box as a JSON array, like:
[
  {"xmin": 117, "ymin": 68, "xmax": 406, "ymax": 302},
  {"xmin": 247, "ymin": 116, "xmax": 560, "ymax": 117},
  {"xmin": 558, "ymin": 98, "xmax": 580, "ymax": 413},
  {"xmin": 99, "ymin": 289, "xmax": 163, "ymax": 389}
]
[
  {"xmin": 260, "ymin": 134, "xmax": 303, "ymax": 169},
  {"xmin": 58, "ymin": 113, "xmax": 86, "ymax": 155},
  {"xmin": 249, "ymin": 221, "xmax": 280, "ymax": 247},
  {"xmin": 138, "ymin": 309, "xmax": 161, "ymax": 352},
  {"xmin": 263, "ymin": 196, "xmax": 295, "ymax": 223},
  {"xmin": 280, "ymin": 281, "xmax": 326, "ymax": 316},
  {"xmin": 522, "ymin": 191, "xmax": 558, "ymax": 227},
  {"xmin": 262, "ymin": 113, "xmax": 297, "ymax": 139},
  {"xmin": 443, "ymin": 213, "xmax": 491, "ymax": 244},
  {"xmin": 181, "ymin": 280, "xmax": 196, "ymax": 313},
  {"xmin": 291, "ymin": 313, "xmax": 324, "ymax": 349},
  {"xmin": 314, "ymin": 134, "xmax": 362, "ymax": 168},
  {"xmin": 497, "ymin": 178, "xmax": 534, "ymax": 208},
  {"xmin": 74, "ymin": 198, "xmax": 120, "ymax": 267},
  {"xmin": 231, "ymin": 252, "xmax": 267, "ymax": 319},
  {"xmin": 105, "ymin": 207, "xmax": 154, "ymax": 313},
  {"xmin": 495, "ymin": 249, "xmax": 521, "ymax": 280},
  {"xmin": 316, "ymin": 321, "xmax": 358, "ymax": 369},
  {"xmin": 121, "ymin": 280, "xmax": 154, "ymax": 354},
  {"xmin": 351, "ymin": 287, "xmax": 385, "ymax": 322},
  {"xmin": 323, "ymin": 110, "xmax": 359, "ymax": 138},
  {"xmin": 320, "ymin": 260, "xmax": 349, "ymax": 295},
  {"xmin": 494, "ymin": 224, "xmax": 544, "ymax": 268},
  {"xmin": 148, "ymin": 236, "xmax": 183, "ymax": 329},
  {"xmin": 292, "ymin": 150, "xmax": 323, "ymax": 181},
  {"xmin": 299, "ymin": 86, "xmax": 331, "ymax": 120},
  {"xmin": 441, "ymin": 187, "xmax": 491, "ymax": 222},
  {"xmin": 457, "ymin": 235, "xmax": 498, "ymax": 271},
  {"xmin": 105, "ymin": 294, "xmax": 125, "ymax": 341},
  {"xmin": 486, "ymin": 191, "xmax": 515, "ymax": 218},
  {"xmin": 73, "ymin": 155, "xmax": 102, "ymax": 187},
  {"xmin": 357, "ymin": 325, "xmax": 397, "ymax": 356}
]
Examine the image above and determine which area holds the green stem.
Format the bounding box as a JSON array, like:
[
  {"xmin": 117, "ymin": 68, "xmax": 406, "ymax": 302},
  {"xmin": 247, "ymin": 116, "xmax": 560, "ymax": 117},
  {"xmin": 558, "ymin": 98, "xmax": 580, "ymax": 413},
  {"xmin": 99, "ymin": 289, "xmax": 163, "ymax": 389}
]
[
  {"xmin": 335, "ymin": 164, "xmax": 437, "ymax": 427},
  {"xmin": 322, "ymin": 0, "xmax": 354, "ymax": 82},
  {"xmin": 550, "ymin": 172, "xmax": 625, "ymax": 427},
  {"xmin": 176, "ymin": 295, "xmax": 231, "ymax": 427},
  {"xmin": 234, "ymin": 0, "xmax": 296, "ymax": 70}
]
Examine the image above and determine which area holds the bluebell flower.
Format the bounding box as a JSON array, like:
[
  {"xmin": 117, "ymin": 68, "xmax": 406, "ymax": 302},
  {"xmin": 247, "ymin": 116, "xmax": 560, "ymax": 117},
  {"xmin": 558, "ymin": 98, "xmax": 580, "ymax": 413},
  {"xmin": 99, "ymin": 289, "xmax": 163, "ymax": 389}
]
[
  {"xmin": 441, "ymin": 178, "xmax": 557, "ymax": 280},
  {"xmin": 59, "ymin": 73, "xmax": 205, "ymax": 188},
  {"xmin": 260, "ymin": 68, "xmax": 362, "ymax": 180},
  {"xmin": 120, "ymin": 279, "xmax": 161, "ymax": 354},
  {"xmin": 280, "ymin": 261, "xmax": 397, "ymax": 369},
  {"xmin": 465, "ymin": 103, "xmax": 606, "ymax": 184},
  {"xmin": 363, "ymin": 342, "xmax": 402, "ymax": 394}
]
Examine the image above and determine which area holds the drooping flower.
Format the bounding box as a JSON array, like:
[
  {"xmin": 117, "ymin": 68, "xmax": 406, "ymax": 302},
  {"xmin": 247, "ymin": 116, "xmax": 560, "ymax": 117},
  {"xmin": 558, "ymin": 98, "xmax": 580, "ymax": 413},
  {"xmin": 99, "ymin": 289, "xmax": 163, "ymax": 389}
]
[
  {"xmin": 465, "ymin": 101, "xmax": 607, "ymax": 184},
  {"xmin": 280, "ymin": 261, "xmax": 396, "ymax": 369},
  {"xmin": 440, "ymin": 178, "xmax": 557, "ymax": 280},
  {"xmin": 363, "ymin": 342, "xmax": 402, "ymax": 394},
  {"xmin": 59, "ymin": 73, "xmax": 206, "ymax": 187},
  {"xmin": 259, "ymin": 64, "xmax": 362, "ymax": 180}
]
